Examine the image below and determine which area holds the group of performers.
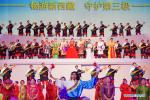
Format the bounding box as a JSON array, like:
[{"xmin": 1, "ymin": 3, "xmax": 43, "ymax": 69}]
[
  {"xmin": 0, "ymin": 38, "xmax": 150, "ymax": 59},
  {"xmin": 0, "ymin": 20, "xmax": 145, "ymax": 37},
  {"xmin": 0, "ymin": 62, "xmax": 149, "ymax": 100},
  {"xmin": 119, "ymin": 62, "xmax": 150, "ymax": 100}
]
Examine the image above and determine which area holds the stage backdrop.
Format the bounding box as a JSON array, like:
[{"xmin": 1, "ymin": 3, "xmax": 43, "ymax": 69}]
[{"xmin": 0, "ymin": 0, "xmax": 150, "ymax": 37}]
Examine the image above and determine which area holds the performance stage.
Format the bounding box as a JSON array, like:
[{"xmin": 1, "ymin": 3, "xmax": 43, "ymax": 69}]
[{"xmin": 0, "ymin": 58, "xmax": 150, "ymax": 100}]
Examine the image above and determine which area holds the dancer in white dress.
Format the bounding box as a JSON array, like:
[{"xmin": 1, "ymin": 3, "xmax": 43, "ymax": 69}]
[
  {"xmin": 97, "ymin": 38, "xmax": 105, "ymax": 58},
  {"xmin": 86, "ymin": 39, "xmax": 93, "ymax": 59}
]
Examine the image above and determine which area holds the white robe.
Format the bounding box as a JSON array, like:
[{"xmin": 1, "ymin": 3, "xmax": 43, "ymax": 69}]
[{"xmin": 97, "ymin": 41, "xmax": 105, "ymax": 55}]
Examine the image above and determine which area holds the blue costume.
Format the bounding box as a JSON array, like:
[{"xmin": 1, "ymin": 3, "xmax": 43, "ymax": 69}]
[{"xmin": 67, "ymin": 76, "xmax": 97, "ymax": 98}]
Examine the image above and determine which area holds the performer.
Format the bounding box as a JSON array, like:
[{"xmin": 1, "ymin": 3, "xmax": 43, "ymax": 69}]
[
  {"xmin": 115, "ymin": 41, "xmax": 122, "ymax": 58},
  {"xmin": 66, "ymin": 38, "xmax": 79, "ymax": 58},
  {"xmin": 135, "ymin": 21, "xmax": 144, "ymax": 35},
  {"xmin": 102, "ymin": 76, "xmax": 115, "ymax": 100},
  {"xmin": 111, "ymin": 22, "xmax": 118, "ymax": 37},
  {"xmin": 52, "ymin": 38, "xmax": 60, "ymax": 58},
  {"xmin": 43, "ymin": 38, "xmax": 51, "ymax": 58},
  {"xmin": 136, "ymin": 78, "xmax": 150, "ymax": 100},
  {"xmin": 14, "ymin": 39, "xmax": 22, "ymax": 59},
  {"xmin": 107, "ymin": 38, "xmax": 116, "ymax": 58},
  {"xmin": 54, "ymin": 21, "xmax": 61, "ymax": 37},
  {"xmin": 0, "ymin": 63, "xmax": 14, "ymax": 81},
  {"xmin": 2, "ymin": 79, "xmax": 15, "ymax": 100},
  {"xmin": 131, "ymin": 66, "xmax": 145, "ymax": 81},
  {"xmin": 99, "ymin": 21, "xmax": 108, "ymax": 37},
  {"xmin": 1, "ymin": 41, "xmax": 7, "ymax": 59},
  {"xmin": 123, "ymin": 39, "xmax": 130, "ymax": 58},
  {"xmin": 91, "ymin": 24, "xmax": 98, "ymax": 37},
  {"xmin": 50, "ymin": 64, "xmax": 101, "ymax": 100},
  {"xmin": 8, "ymin": 42, "xmax": 16, "ymax": 59},
  {"xmin": 95, "ymin": 78, "xmax": 103, "ymax": 100},
  {"xmin": 39, "ymin": 63, "xmax": 49, "ymax": 85},
  {"xmin": 32, "ymin": 22, "xmax": 39, "ymax": 36},
  {"xmin": 17, "ymin": 22, "xmax": 24, "ymax": 36},
  {"xmin": 106, "ymin": 65, "xmax": 119, "ymax": 80},
  {"xmin": 19, "ymin": 80, "xmax": 27, "ymax": 100},
  {"xmin": 24, "ymin": 41, "xmax": 33, "ymax": 59},
  {"xmin": 0, "ymin": 24, "xmax": 4, "ymax": 34},
  {"xmin": 38, "ymin": 40, "xmax": 45, "ymax": 58},
  {"xmin": 8, "ymin": 42, "xmax": 12, "ymax": 59},
  {"xmin": 37, "ymin": 79, "xmax": 44, "ymax": 100},
  {"xmin": 25, "ymin": 20, "xmax": 32, "ymax": 36},
  {"xmin": 119, "ymin": 78, "xmax": 130, "ymax": 100},
  {"xmin": 57, "ymin": 77, "xmax": 68, "ymax": 100},
  {"xmin": 62, "ymin": 23, "xmax": 68, "ymax": 37},
  {"xmin": 39, "ymin": 20, "xmax": 46, "ymax": 37},
  {"xmin": 77, "ymin": 38, "xmax": 85, "ymax": 58},
  {"xmin": 46, "ymin": 22, "xmax": 53, "ymax": 37},
  {"xmin": 82, "ymin": 21, "xmax": 89, "ymax": 37},
  {"xmin": 103, "ymin": 42, "xmax": 108, "ymax": 58},
  {"xmin": 0, "ymin": 25, "xmax": 3, "ymax": 34},
  {"xmin": 26, "ymin": 65, "xmax": 36, "ymax": 82},
  {"xmin": 97, "ymin": 38, "xmax": 105, "ymax": 58},
  {"xmin": 75, "ymin": 65, "xmax": 85, "ymax": 79},
  {"xmin": 130, "ymin": 80, "xmax": 138, "ymax": 100},
  {"xmin": 6, "ymin": 20, "xmax": 15, "ymax": 35},
  {"xmin": 125, "ymin": 23, "xmax": 133, "ymax": 36},
  {"xmin": 130, "ymin": 40, "xmax": 138, "ymax": 58},
  {"xmin": 60, "ymin": 38, "xmax": 68, "ymax": 58},
  {"xmin": 27, "ymin": 79, "xmax": 39, "ymax": 100},
  {"xmin": 32, "ymin": 39, "xmax": 39, "ymax": 57},
  {"xmin": 46, "ymin": 79, "xmax": 58, "ymax": 100},
  {"xmin": 77, "ymin": 22, "xmax": 82, "ymax": 37},
  {"xmin": 14, "ymin": 81, "xmax": 19, "ymax": 99},
  {"xmin": 130, "ymin": 62, "xmax": 138, "ymax": 80},
  {"xmin": 68, "ymin": 21, "xmax": 76, "ymax": 36},
  {"xmin": 119, "ymin": 23, "xmax": 125, "ymax": 36},
  {"xmin": 93, "ymin": 42, "xmax": 98, "ymax": 58},
  {"xmin": 0, "ymin": 43, "xmax": 2, "ymax": 59},
  {"xmin": 0, "ymin": 79, "xmax": 3, "ymax": 100},
  {"xmin": 139, "ymin": 39, "xmax": 147, "ymax": 59},
  {"xmin": 145, "ymin": 40, "xmax": 150, "ymax": 59},
  {"xmin": 86, "ymin": 39, "xmax": 94, "ymax": 59}
]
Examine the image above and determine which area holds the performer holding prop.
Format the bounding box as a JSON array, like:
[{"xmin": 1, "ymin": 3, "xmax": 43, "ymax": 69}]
[
  {"xmin": 0, "ymin": 63, "xmax": 16, "ymax": 81},
  {"xmin": 38, "ymin": 62, "xmax": 49, "ymax": 86},
  {"xmin": 106, "ymin": 65, "xmax": 120, "ymax": 81},
  {"xmin": 25, "ymin": 64, "xmax": 39, "ymax": 82}
]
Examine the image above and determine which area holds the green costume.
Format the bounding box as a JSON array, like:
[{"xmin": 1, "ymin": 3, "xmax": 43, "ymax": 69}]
[
  {"xmin": 136, "ymin": 85, "xmax": 150, "ymax": 100},
  {"xmin": 52, "ymin": 42, "xmax": 60, "ymax": 58}
]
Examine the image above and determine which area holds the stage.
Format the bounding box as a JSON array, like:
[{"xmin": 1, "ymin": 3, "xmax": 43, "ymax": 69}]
[{"xmin": 0, "ymin": 58, "xmax": 150, "ymax": 100}]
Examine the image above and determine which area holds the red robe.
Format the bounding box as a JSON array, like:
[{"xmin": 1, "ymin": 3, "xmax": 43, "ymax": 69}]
[
  {"xmin": 46, "ymin": 83, "xmax": 58, "ymax": 100},
  {"xmin": 27, "ymin": 84, "xmax": 39, "ymax": 100},
  {"xmin": 120, "ymin": 83, "xmax": 131, "ymax": 100},
  {"xmin": 66, "ymin": 41, "xmax": 78, "ymax": 58},
  {"xmin": 37, "ymin": 83, "xmax": 44, "ymax": 100},
  {"xmin": 2, "ymin": 83, "xmax": 14, "ymax": 100},
  {"xmin": 95, "ymin": 83, "xmax": 103, "ymax": 100},
  {"xmin": 14, "ymin": 84, "xmax": 19, "ymax": 98}
]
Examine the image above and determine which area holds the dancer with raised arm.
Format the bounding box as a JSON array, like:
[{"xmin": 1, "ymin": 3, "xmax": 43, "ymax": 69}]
[{"xmin": 50, "ymin": 63, "xmax": 101, "ymax": 100}]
